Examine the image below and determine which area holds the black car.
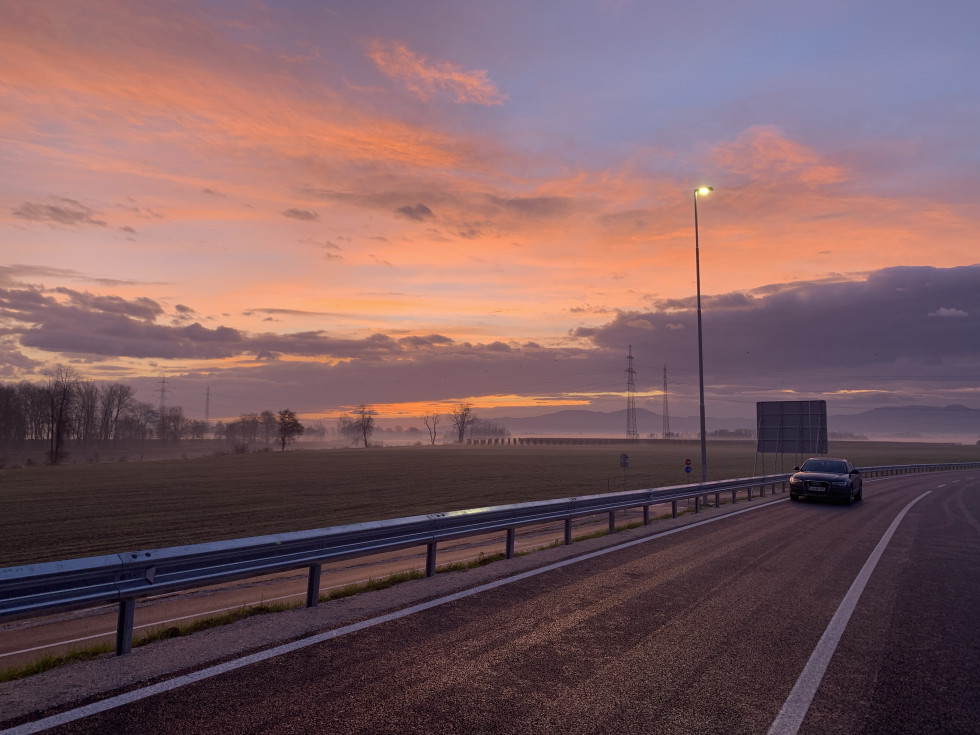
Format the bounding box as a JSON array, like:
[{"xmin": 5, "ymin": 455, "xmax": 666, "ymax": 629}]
[{"xmin": 789, "ymin": 458, "xmax": 863, "ymax": 503}]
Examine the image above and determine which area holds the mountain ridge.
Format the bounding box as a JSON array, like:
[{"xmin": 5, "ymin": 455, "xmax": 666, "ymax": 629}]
[{"xmin": 490, "ymin": 404, "xmax": 980, "ymax": 441}]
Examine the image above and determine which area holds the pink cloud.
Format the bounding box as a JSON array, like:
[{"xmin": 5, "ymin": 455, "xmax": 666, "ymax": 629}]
[{"xmin": 367, "ymin": 39, "xmax": 507, "ymax": 106}]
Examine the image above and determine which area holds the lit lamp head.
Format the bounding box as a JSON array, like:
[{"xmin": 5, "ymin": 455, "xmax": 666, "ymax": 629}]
[{"xmin": 696, "ymin": 186, "xmax": 713, "ymax": 196}]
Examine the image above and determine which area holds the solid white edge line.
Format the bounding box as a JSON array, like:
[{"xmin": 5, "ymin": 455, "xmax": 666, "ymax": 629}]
[
  {"xmin": 1, "ymin": 538, "xmax": 623, "ymax": 659},
  {"xmin": 2, "ymin": 498, "xmax": 787, "ymax": 735},
  {"xmin": 766, "ymin": 491, "xmax": 931, "ymax": 735},
  {"xmin": 0, "ymin": 515, "xmax": 652, "ymax": 658}
]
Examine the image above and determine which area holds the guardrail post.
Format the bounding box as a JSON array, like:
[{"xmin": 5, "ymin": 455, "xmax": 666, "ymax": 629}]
[
  {"xmin": 731, "ymin": 489, "xmax": 737, "ymax": 504},
  {"xmin": 564, "ymin": 518, "xmax": 572, "ymax": 545},
  {"xmin": 426, "ymin": 542, "xmax": 437, "ymax": 577},
  {"xmin": 608, "ymin": 511, "xmax": 616, "ymax": 534},
  {"xmin": 694, "ymin": 496, "xmax": 700, "ymax": 513},
  {"xmin": 643, "ymin": 505, "xmax": 650, "ymax": 525},
  {"xmin": 671, "ymin": 500, "xmax": 677, "ymax": 518},
  {"xmin": 116, "ymin": 598, "xmax": 136, "ymax": 656},
  {"xmin": 506, "ymin": 528, "xmax": 516, "ymax": 559},
  {"xmin": 714, "ymin": 492, "xmax": 721, "ymax": 507},
  {"xmin": 747, "ymin": 485, "xmax": 753, "ymax": 500},
  {"xmin": 306, "ymin": 563, "xmax": 322, "ymax": 607}
]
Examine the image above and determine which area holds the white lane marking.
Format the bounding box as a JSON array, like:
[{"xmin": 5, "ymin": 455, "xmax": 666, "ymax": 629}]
[
  {"xmin": 1, "ymin": 499, "xmax": 787, "ymax": 735},
  {"xmin": 766, "ymin": 491, "xmax": 931, "ymax": 735},
  {"xmin": 0, "ymin": 594, "xmax": 305, "ymax": 659},
  {"xmin": 937, "ymin": 484, "xmax": 947, "ymax": 488}
]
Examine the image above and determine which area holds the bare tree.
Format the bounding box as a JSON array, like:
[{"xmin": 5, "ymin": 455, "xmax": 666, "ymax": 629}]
[
  {"xmin": 98, "ymin": 382, "xmax": 134, "ymax": 444},
  {"xmin": 338, "ymin": 405, "xmax": 375, "ymax": 447},
  {"xmin": 420, "ymin": 411, "xmax": 441, "ymax": 445},
  {"xmin": 75, "ymin": 381, "xmax": 100, "ymax": 446},
  {"xmin": 449, "ymin": 403, "xmax": 477, "ymax": 443},
  {"xmin": 276, "ymin": 409, "xmax": 304, "ymax": 451},
  {"xmin": 238, "ymin": 413, "xmax": 260, "ymax": 445},
  {"xmin": 128, "ymin": 401, "xmax": 157, "ymax": 444},
  {"xmin": 260, "ymin": 410, "xmax": 277, "ymax": 445},
  {"xmin": 45, "ymin": 365, "xmax": 79, "ymax": 464},
  {"xmin": 163, "ymin": 406, "xmax": 189, "ymax": 444},
  {"xmin": 0, "ymin": 384, "xmax": 26, "ymax": 451},
  {"xmin": 18, "ymin": 381, "xmax": 47, "ymax": 441},
  {"xmin": 470, "ymin": 419, "xmax": 510, "ymax": 439},
  {"xmin": 189, "ymin": 419, "xmax": 209, "ymax": 440}
]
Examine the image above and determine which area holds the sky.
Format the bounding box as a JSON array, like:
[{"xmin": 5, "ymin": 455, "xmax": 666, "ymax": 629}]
[{"xmin": 1, "ymin": 0, "xmax": 979, "ymax": 427}]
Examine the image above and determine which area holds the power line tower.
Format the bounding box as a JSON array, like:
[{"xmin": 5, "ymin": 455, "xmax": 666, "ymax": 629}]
[
  {"xmin": 662, "ymin": 365, "xmax": 671, "ymax": 440},
  {"xmin": 157, "ymin": 376, "xmax": 169, "ymax": 442},
  {"xmin": 626, "ymin": 345, "xmax": 638, "ymax": 439},
  {"xmin": 157, "ymin": 376, "xmax": 169, "ymax": 415}
]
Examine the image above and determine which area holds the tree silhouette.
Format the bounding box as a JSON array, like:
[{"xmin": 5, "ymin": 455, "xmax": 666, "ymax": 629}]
[{"xmin": 276, "ymin": 409, "xmax": 304, "ymax": 451}]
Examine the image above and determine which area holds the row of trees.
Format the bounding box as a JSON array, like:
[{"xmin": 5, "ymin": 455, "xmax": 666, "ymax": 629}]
[
  {"xmin": 337, "ymin": 403, "xmax": 503, "ymax": 447},
  {"xmin": 0, "ymin": 368, "xmax": 495, "ymax": 459},
  {"xmin": 0, "ymin": 367, "xmax": 157, "ymax": 463},
  {"xmin": 0, "ymin": 368, "xmax": 310, "ymax": 462}
]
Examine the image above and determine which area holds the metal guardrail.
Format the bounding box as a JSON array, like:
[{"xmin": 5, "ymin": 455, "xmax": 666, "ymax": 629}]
[{"xmin": 2, "ymin": 462, "xmax": 977, "ymax": 656}]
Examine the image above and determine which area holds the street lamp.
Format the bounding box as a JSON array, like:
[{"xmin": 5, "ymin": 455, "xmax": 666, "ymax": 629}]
[{"xmin": 693, "ymin": 186, "xmax": 712, "ymax": 488}]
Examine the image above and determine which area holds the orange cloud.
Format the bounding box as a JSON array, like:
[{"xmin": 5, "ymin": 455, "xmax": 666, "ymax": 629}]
[
  {"xmin": 0, "ymin": 8, "xmax": 473, "ymax": 182},
  {"xmin": 367, "ymin": 39, "xmax": 507, "ymax": 105},
  {"xmin": 711, "ymin": 126, "xmax": 848, "ymax": 188}
]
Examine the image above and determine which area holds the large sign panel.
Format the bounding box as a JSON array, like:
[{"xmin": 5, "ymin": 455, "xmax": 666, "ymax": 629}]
[{"xmin": 756, "ymin": 400, "xmax": 828, "ymax": 454}]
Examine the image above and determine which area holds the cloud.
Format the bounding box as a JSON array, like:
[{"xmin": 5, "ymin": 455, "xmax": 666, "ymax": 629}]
[
  {"xmin": 395, "ymin": 203, "xmax": 434, "ymax": 221},
  {"xmin": 281, "ymin": 208, "xmax": 319, "ymax": 221},
  {"xmin": 711, "ymin": 126, "xmax": 848, "ymax": 188},
  {"xmin": 367, "ymin": 39, "xmax": 507, "ymax": 105},
  {"xmin": 578, "ymin": 266, "xmax": 980, "ymax": 377},
  {"xmin": 490, "ymin": 196, "xmax": 574, "ymax": 218},
  {"xmin": 12, "ymin": 198, "xmax": 108, "ymax": 227},
  {"xmin": 929, "ymin": 307, "xmax": 968, "ymax": 318}
]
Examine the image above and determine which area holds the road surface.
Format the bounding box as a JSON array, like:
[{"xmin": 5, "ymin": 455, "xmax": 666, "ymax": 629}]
[{"xmin": 2, "ymin": 471, "xmax": 977, "ymax": 734}]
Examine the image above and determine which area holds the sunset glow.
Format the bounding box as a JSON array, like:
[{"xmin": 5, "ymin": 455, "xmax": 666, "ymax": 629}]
[{"xmin": 2, "ymin": 1, "xmax": 978, "ymax": 426}]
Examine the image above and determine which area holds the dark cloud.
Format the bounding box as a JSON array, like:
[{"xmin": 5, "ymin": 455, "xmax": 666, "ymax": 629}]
[
  {"xmin": 398, "ymin": 334, "xmax": 454, "ymax": 348},
  {"xmin": 489, "ymin": 196, "xmax": 573, "ymax": 218},
  {"xmin": 51, "ymin": 288, "xmax": 164, "ymax": 321},
  {"xmin": 245, "ymin": 308, "xmax": 346, "ymax": 317},
  {"xmin": 12, "ymin": 198, "xmax": 108, "ymax": 227},
  {"xmin": 1, "ymin": 266, "xmax": 976, "ymax": 421},
  {"xmin": 201, "ymin": 188, "xmax": 226, "ymax": 197},
  {"xmin": 281, "ymin": 208, "xmax": 319, "ymax": 221},
  {"xmin": 0, "ymin": 264, "xmax": 163, "ymax": 289},
  {"xmin": 395, "ymin": 203, "xmax": 434, "ymax": 221},
  {"xmin": 574, "ymin": 264, "xmax": 980, "ymax": 412}
]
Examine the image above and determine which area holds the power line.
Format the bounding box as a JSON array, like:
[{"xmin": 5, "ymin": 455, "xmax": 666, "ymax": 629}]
[{"xmin": 625, "ymin": 345, "xmax": 637, "ymax": 439}]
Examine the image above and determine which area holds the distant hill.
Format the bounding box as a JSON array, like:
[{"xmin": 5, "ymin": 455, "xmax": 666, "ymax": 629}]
[
  {"xmin": 494, "ymin": 408, "xmax": 749, "ymax": 438},
  {"xmin": 831, "ymin": 405, "xmax": 980, "ymax": 440},
  {"xmin": 493, "ymin": 405, "xmax": 980, "ymax": 442}
]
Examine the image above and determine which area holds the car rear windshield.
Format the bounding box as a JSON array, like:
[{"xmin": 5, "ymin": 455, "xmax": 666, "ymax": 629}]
[{"xmin": 801, "ymin": 460, "xmax": 847, "ymax": 473}]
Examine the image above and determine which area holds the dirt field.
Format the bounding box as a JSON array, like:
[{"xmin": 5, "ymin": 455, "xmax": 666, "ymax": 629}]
[{"xmin": 2, "ymin": 440, "xmax": 977, "ymax": 567}]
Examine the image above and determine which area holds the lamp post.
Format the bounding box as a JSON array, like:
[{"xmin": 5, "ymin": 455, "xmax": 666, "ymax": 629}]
[{"xmin": 694, "ymin": 186, "xmax": 712, "ymax": 488}]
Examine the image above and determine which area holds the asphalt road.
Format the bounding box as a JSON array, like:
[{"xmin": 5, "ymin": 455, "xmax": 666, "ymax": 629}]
[
  {"xmin": 0, "ymin": 508, "xmax": 677, "ymax": 669},
  {"xmin": 7, "ymin": 472, "xmax": 979, "ymax": 734}
]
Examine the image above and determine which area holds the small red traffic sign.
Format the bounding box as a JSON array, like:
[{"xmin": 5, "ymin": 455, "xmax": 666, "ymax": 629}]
[{"xmin": 685, "ymin": 458, "xmax": 692, "ymax": 466}]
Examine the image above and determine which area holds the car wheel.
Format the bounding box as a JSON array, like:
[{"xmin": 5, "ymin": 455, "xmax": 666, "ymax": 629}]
[
  {"xmin": 855, "ymin": 486, "xmax": 863, "ymax": 501},
  {"xmin": 790, "ymin": 493, "xmax": 800, "ymax": 501}
]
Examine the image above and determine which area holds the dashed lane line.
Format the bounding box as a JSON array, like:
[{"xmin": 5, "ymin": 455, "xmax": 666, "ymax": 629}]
[{"xmin": 766, "ymin": 491, "xmax": 931, "ymax": 735}]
